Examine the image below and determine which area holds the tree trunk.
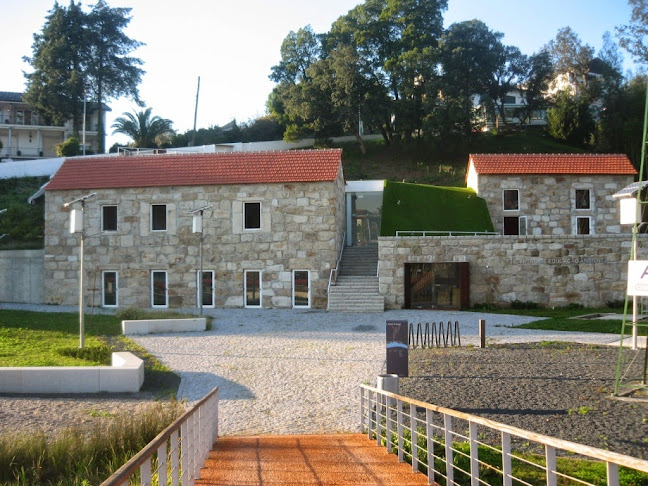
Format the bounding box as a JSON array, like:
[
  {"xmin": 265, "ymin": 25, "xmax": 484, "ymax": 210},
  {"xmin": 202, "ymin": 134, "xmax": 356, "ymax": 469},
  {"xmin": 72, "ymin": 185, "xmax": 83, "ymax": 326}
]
[
  {"xmin": 355, "ymin": 133, "xmax": 366, "ymax": 155},
  {"xmin": 97, "ymin": 82, "xmax": 105, "ymax": 154}
]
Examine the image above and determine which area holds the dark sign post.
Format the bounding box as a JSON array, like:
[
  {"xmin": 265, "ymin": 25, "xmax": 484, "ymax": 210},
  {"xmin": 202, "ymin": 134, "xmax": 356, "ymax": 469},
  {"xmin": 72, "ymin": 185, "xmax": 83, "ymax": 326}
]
[{"xmin": 386, "ymin": 320, "xmax": 408, "ymax": 377}]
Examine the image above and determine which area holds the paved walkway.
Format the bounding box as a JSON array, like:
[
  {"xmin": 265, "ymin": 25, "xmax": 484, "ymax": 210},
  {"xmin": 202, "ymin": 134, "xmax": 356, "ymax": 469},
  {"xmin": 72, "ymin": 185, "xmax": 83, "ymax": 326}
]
[{"xmin": 197, "ymin": 434, "xmax": 429, "ymax": 486}]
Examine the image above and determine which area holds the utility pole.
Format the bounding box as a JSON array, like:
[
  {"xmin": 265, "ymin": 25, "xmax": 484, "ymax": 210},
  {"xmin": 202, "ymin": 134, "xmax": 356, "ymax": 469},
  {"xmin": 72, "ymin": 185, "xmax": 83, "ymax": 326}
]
[{"xmin": 190, "ymin": 76, "xmax": 200, "ymax": 147}]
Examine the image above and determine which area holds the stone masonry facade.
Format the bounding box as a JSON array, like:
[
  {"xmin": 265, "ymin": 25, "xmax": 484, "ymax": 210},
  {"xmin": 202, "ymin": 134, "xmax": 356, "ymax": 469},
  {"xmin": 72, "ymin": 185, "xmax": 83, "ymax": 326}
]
[
  {"xmin": 472, "ymin": 174, "xmax": 633, "ymax": 236},
  {"xmin": 44, "ymin": 174, "xmax": 345, "ymax": 309},
  {"xmin": 379, "ymin": 234, "xmax": 641, "ymax": 309}
]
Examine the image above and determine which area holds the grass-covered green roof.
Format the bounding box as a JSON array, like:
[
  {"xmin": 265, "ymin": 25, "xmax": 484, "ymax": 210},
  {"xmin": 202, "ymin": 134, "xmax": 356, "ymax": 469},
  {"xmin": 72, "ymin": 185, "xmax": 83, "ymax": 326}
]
[{"xmin": 380, "ymin": 181, "xmax": 494, "ymax": 236}]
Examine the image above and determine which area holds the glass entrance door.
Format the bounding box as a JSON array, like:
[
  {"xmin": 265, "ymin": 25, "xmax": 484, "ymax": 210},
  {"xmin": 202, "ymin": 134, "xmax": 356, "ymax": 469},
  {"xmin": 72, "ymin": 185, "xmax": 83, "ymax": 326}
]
[{"xmin": 349, "ymin": 193, "xmax": 382, "ymax": 246}]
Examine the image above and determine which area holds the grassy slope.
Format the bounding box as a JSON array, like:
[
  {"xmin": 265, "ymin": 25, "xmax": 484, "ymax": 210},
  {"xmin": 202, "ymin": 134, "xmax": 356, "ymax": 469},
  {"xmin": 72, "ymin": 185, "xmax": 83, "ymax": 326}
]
[{"xmin": 0, "ymin": 175, "xmax": 48, "ymax": 249}]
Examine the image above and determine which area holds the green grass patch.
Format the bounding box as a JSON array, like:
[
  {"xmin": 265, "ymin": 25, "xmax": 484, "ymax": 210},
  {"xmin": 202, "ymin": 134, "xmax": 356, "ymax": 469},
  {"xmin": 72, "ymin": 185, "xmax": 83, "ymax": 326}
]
[
  {"xmin": 381, "ymin": 181, "xmax": 494, "ymax": 236},
  {"xmin": 0, "ymin": 400, "xmax": 184, "ymax": 485}
]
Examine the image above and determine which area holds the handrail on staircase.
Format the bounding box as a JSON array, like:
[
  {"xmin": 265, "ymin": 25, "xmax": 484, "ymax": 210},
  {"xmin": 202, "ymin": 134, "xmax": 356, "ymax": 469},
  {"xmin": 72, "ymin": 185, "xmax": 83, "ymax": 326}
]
[{"xmin": 327, "ymin": 231, "xmax": 346, "ymax": 302}]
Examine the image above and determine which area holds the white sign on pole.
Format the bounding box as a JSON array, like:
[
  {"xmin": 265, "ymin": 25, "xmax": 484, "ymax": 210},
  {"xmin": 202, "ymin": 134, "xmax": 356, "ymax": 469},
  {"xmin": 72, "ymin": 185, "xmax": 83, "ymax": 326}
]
[{"xmin": 627, "ymin": 260, "xmax": 648, "ymax": 296}]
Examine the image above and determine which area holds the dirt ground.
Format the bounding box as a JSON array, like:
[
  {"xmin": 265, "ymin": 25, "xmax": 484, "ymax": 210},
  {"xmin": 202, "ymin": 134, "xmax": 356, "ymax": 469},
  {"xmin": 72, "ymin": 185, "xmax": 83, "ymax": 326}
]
[{"xmin": 401, "ymin": 342, "xmax": 648, "ymax": 460}]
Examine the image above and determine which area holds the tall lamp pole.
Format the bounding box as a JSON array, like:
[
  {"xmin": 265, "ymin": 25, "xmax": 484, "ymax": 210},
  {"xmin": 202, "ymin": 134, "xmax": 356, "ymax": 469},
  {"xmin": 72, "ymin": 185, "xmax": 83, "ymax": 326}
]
[
  {"xmin": 64, "ymin": 193, "xmax": 96, "ymax": 348},
  {"xmin": 191, "ymin": 205, "xmax": 212, "ymax": 316}
]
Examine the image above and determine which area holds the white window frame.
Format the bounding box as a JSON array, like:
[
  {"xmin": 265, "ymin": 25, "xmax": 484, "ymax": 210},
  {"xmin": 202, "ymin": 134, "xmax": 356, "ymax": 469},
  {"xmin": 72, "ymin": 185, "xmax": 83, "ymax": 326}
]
[
  {"xmin": 574, "ymin": 188, "xmax": 592, "ymax": 210},
  {"xmin": 575, "ymin": 216, "xmax": 592, "ymax": 235},
  {"xmin": 244, "ymin": 270, "xmax": 262, "ymax": 308},
  {"xmin": 196, "ymin": 270, "xmax": 215, "ymax": 308},
  {"xmin": 151, "ymin": 204, "xmax": 167, "ymax": 232},
  {"xmin": 151, "ymin": 270, "xmax": 168, "ymax": 308},
  {"xmin": 518, "ymin": 216, "xmax": 528, "ymax": 236},
  {"xmin": 502, "ymin": 189, "xmax": 520, "ymax": 211},
  {"xmin": 292, "ymin": 270, "xmax": 311, "ymax": 309},
  {"xmin": 101, "ymin": 205, "xmax": 118, "ymax": 232},
  {"xmin": 243, "ymin": 201, "xmax": 262, "ymax": 231},
  {"xmin": 101, "ymin": 270, "xmax": 118, "ymax": 308}
]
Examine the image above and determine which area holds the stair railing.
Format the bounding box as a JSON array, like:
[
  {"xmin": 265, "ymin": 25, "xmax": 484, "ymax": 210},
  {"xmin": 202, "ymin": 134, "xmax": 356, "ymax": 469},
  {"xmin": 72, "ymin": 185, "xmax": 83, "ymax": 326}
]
[{"xmin": 327, "ymin": 231, "xmax": 346, "ymax": 305}]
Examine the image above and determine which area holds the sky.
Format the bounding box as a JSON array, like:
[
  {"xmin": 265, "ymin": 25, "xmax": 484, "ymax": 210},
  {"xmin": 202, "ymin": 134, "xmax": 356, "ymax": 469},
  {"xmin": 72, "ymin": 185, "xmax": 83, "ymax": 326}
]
[{"xmin": 2, "ymin": 0, "xmax": 638, "ymax": 151}]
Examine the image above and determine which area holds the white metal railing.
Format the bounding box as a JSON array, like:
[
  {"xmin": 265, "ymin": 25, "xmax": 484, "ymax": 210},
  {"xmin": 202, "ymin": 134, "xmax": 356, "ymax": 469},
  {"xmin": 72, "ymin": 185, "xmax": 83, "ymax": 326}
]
[
  {"xmin": 360, "ymin": 385, "xmax": 648, "ymax": 486},
  {"xmin": 327, "ymin": 231, "xmax": 346, "ymax": 301},
  {"xmin": 396, "ymin": 230, "xmax": 500, "ymax": 237},
  {"xmin": 101, "ymin": 387, "xmax": 218, "ymax": 486}
]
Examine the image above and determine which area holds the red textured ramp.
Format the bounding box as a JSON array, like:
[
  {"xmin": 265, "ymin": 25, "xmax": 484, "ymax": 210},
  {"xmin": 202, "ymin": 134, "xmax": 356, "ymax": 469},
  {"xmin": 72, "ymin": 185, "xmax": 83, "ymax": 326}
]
[{"xmin": 196, "ymin": 434, "xmax": 430, "ymax": 486}]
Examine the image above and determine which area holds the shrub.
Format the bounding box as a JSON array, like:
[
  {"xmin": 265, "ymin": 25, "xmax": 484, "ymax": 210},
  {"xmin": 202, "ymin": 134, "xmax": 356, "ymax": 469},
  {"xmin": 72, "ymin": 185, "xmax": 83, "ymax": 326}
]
[
  {"xmin": 56, "ymin": 345, "xmax": 112, "ymax": 365},
  {"xmin": 511, "ymin": 300, "xmax": 540, "ymax": 310}
]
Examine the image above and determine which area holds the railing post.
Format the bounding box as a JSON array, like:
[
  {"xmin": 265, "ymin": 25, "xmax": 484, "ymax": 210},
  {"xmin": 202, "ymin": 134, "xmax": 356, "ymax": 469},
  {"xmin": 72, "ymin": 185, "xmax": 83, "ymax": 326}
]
[
  {"xmin": 140, "ymin": 459, "xmax": 152, "ymax": 486},
  {"xmin": 502, "ymin": 432, "xmax": 512, "ymax": 486},
  {"xmin": 171, "ymin": 430, "xmax": 180, "ymax": 486},
  {"xmin": 444, "ymin": 414, "xmax": 454, "ymax": 486},
  {"xmin": 157, "ymin": 442, "xmax": 168, "ymax": 486},
  {"xmin": 386, "ymin": 392, "xmax": 393, "ymax": 453},
  {"xmin": 181, "ymin": 420, "xmax": 188, "ymax": 485},
  {"xmin": 426, "ymin": 409, "xmax": 434, "ymax": 485},
  {"xmin": 607, "ymin": 462, "xmax": 620, "ymax": 486},
  {"xmin": 360, "ymin": 387, "xmax": 366, "ymax": 433},
  {"xmin": 546, "ymin": 445, "xmax": 557, "ymax": 486},
  {"xmin": 397, "ymin": 399, "xmax": 404, "ymax": 463},
  {"xmin": 377, "ymin": 391, "xmax": 383, "ymax": 447},
  {"xmin": 368, "ymin": 389, "xmax": 374, "ymax": 440},
  {"xmin": 469, "ymin": 421, "xmax": 479, "ymax": 486},
  {"xmin": 193, "ymin": 408, "xmax": 200, "ymax": 480},
  {"xmin": 411, "ymin": 404, "xmax": 418, "ymax": 472}
]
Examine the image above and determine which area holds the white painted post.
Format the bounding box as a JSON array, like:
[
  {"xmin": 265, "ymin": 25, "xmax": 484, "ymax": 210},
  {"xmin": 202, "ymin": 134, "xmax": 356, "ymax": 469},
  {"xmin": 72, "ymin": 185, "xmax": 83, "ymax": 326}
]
[
  {"xmin": 546, "ymin": 445, "xmax": 557, "ymax": 486},
  {"xmin": 502, "ymin": 432, "xmax": 512, "ymax": 486},
  {"xmin": 193, "ymin": 411, "xmax": 200, "ymax": 479},
  {"xmin": 157, "ymin": 442, "xmax": 168, "ymax": 486},
  {"xmin": 397, "ymin": 400, "xmax": 404, "ymax": 463},
  {"xmin": 376, "ymin": 391, "xmax": 383, "ymax": 447},
  {"xmin": 140, "ymin": 459, "xmax": 152, "ymax": 486},
  {"xmin": 171, "ymin": 430, "xmax": 180, "ymax": 486},
  {"xmin": 387, "ymin": 393, "xmax": 393, "ymax": 453},
  {"xmin": 411, "ymin": 404, "xmax": 419, "ymax": 472},
  {"xmin": 444, "ymin": 414, "xmax": 454, "ymax": 486},
  {"xmin": 607, "ymin": 462, "xmax": 620, "ymax": 486},
  {"xmin": 469, "ymin": 421, "xmax": 479, "ymax": 486},
  {"xmin": 181, "ymin": 421, "xmax": 189, "ymax": 485},
  {"xmin": 360, "ymin": 387, "xmax": 366, "ymax": 433},
  {"xmin": 368, "ymin": 390, "xmax": 374, "ymax": 440},
  {"xmin": 426, "ymin": 409, "xmax": 434, "ymax": 485}
]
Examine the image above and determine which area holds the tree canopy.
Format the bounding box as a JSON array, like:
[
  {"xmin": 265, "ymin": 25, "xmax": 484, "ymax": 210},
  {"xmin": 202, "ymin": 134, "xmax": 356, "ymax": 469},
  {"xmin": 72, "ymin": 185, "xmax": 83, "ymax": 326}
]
[
  {"xmin": 111, "ymin": 108, "xmax": 173, "ymax": 148},
  {"xmin": 24, "ymin": 0, "xmax": 144, "ymax": 153}
]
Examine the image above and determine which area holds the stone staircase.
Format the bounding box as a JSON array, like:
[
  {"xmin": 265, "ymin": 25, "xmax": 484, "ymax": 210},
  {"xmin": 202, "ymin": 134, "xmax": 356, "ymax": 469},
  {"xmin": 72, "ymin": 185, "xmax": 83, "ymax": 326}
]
[{"xmin": 327, "ymin": 244, "xmax": 384, "ymax": 312}]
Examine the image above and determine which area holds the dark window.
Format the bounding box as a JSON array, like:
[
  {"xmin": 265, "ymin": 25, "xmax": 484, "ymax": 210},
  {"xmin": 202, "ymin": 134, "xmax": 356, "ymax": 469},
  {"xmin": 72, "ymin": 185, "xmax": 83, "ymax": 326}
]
[
  {"xmin": 102, "ymin": 205, "xmax": 117, "ymax": 232},
  {"xmin": 199, "ymin": 271, "xmax": 214, "ymax": 307},
  {"xmin": 575, "ymin": 189, "xmax": 591, "ymax": 209},
  {"xmin": 404, "ymin": 262, "xmax": 469, "ymax": 310},
  {"xmin": 245, "ymin": 270, "xmax": 261, "ymax": 307},
  {"xmin": 504, "ymin": 95, "xmax": 516, "ymax": 104},
  {"xmin": 293, "ymin": 270, "xmax": 310, "ymax": 307},
  {"xmin": 577, "ymin": 217, "xmax": 591, "ymax": 235},
  {"xmin": 503, "ymin": 190, "xmax": 519, "ymax": 211},
  {"xmin": 102, "ymin": 271, "xmax": 117, "ymax": 307},
  {"xmin": 151, "ymin": 204, "xmax": 167, "ymax": 231},
  {"xmin": 244, "ymin": 202, "xmax": 261, "ymax": 230},
  {"xmin": 152, "ymin": 271, "xmax": 167, "ymax": 307},
  {"xmin": 503, "ymin": 216, "xmax": 520, "ymax": 235}
]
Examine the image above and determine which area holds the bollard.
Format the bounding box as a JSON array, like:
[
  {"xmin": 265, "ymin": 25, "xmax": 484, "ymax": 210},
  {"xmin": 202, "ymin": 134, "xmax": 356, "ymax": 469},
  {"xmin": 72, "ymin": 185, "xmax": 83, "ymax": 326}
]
[{"xmin": 479, "ymin": 319, "xmax": 486, "ymax": 348}]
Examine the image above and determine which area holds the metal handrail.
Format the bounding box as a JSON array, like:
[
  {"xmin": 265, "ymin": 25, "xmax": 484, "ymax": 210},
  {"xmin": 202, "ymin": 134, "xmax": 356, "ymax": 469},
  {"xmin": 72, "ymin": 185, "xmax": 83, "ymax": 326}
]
[
  {"xmin": 395, "ymin": 230, "xmax": 499, "ymax": 237},
  {"xmin": 360, "ymin": 385, "xmax": 648, "ymax": 486},
  {"xmin": 101, "ymin": 387, "xmax": 219, "ymax": 486},
  {"xmin": 327, "ymin": 231, "xmax": 346, "ymax": 302}
]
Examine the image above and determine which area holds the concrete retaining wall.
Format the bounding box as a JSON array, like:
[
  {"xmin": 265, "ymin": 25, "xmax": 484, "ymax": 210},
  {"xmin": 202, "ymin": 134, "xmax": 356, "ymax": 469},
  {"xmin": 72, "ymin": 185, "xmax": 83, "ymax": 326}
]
[
  {"xmin": 0, "ymin": 249, "xmax": 45, "ymax": 304},
  {"xmin": 0, "ymin": 352, "xmax": 144, "ymax": 393},
  {"xmin": 122, "ymin": 318, "xmax": 206, "ymax": 335}
]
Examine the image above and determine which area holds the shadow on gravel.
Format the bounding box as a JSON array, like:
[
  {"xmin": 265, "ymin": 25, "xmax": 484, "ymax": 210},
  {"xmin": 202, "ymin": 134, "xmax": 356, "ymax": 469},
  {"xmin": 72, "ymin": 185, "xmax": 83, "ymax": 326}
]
[{"xmin": 180, "ymin": 371, "xmax": 255, "ymax": 401}]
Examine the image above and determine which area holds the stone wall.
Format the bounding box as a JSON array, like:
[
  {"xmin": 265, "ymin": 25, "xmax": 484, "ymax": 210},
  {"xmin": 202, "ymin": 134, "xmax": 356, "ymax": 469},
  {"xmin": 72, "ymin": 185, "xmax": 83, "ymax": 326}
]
[
  {"xmin": 474, "ymin": 174, "xmax": 633, "ymax": 236},
  {"xmin": 0, "ymin": 249, "xmax": 44, "ymax": 304},
  {"xmin": 379, "ymin": 235, "xmax": 641, "ymax": 309},
  {"xmin": 44, "ymin": 172, "xmax": 345, "ymax": 310}
]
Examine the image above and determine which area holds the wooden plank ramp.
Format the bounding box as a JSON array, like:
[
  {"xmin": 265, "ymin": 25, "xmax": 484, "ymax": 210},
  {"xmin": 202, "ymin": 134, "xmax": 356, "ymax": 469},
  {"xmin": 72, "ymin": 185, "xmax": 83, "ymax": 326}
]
[{"xmin": 196, "ymin": 433, "xmax": 430, "ymax": 486}]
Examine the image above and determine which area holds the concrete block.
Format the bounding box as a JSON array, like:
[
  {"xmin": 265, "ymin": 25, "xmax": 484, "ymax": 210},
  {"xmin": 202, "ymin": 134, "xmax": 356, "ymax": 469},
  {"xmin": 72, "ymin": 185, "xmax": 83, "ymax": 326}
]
[
  {"xmin": 59, "ymin": 368, "xmax": 101, "ymax": 393},
  {"xmin": 122, "ymin": 318, "xmax": 206, "ymax": 335},
  {"xmin": 22, "ymin": 368, "xmax": 64, "ymax": 393},
  {"xmin": 0, "ymin": 368, "xmax": 23, "ymax": 393}
]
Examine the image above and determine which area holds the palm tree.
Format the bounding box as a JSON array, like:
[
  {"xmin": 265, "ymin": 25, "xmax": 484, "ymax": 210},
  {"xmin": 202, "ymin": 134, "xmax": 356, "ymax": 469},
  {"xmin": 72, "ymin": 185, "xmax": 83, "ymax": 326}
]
[{"xmin": 111, "ymin": 107, "xmax": 174, "ymax": 148}]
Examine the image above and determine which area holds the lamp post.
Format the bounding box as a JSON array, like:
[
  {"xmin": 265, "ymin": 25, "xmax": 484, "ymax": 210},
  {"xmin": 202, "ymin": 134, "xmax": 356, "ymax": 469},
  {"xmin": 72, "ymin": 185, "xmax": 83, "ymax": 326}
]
[
  {"xmin": 64, "ymin": 193, "xmax": 96, "ymax": 348},
  {"xmin": 191, "ymin": 205, "xmax": 212, "ymax": 316},
  {"xmin": 82, "ymin": 91, "xmax": 87, "ymax": 156}
]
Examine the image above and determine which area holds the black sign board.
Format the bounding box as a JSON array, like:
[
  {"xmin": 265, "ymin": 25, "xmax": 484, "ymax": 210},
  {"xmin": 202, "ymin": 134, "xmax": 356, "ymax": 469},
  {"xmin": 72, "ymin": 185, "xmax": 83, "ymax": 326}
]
[{"xmin": 386, "ymin": 320, "xmax": 408, "ymax": 377}]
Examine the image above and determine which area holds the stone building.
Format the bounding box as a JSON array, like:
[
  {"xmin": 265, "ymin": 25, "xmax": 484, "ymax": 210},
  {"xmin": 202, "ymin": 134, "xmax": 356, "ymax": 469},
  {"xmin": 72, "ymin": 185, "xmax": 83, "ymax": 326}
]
[
  {"xmin": 43, "ymin": 150, "xmax": 345, "ymax": 310},
  {"xmin": 466, "ymin": 153, "xmax": 637, "ymax": 236}
]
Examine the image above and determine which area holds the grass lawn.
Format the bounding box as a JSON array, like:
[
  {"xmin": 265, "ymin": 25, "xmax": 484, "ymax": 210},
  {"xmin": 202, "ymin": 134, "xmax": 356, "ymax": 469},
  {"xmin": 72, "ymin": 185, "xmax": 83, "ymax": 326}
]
[
  {"xmin": 470, "ymin": 305, "xmax": 647, "ymax": 335},
  {"xmin": 0, "ymin": 309, "xmax": 180, "ymax": 397}
]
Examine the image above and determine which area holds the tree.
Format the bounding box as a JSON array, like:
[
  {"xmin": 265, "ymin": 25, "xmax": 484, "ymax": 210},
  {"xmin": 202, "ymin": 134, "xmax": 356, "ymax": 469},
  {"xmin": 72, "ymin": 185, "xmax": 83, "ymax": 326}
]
[
  {"xmin": 515, "ymin": 51, "xmax": 554, "ymax": 128},
  {"xmin": 23, "ymin": 1, "xmax": 87, "ymax": 132},
  {"xmin": 617, "ymin": 0, "xmax": 648, "ymax": 64},
  {"xmin": 111, "ymin": 108, "xmax": 173, "ymax": 148},
  {"xmin": 23, "ymin": 0, "xmax": 144, "ymax": 153},
  {"xmin": 85, "ymin": 0, "xmax": 144, "ymax": 153},
  {"xmin": 546, "ymin": 90, "xmax": 595, "ymax": 147},
  {"xmin": 270, "ymin": 26, "xmax": 321, "ymax": 84},
  {"xmin": 545, "ymin": 27, "xmax": 595, "ymax": 88},
  {"xmin": 55, "ymin": 136, "xmax": 81, "ymax": 156}
]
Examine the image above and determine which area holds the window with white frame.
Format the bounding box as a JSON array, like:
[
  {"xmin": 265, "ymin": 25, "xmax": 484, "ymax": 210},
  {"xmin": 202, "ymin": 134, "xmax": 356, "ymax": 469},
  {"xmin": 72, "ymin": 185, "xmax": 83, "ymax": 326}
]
[
  {"xmin": 197, "ymin": 270, "xmax": 215, "ymax": 308},
  {"xmin": 102, "ymin": 271, "xmax": 118, "ymax": 307},
  {"xmin": 575, "ymin": 189, "xmax": 591, "ymax": 210},
  {"xmin": 292, "ymin": 270, "xmax": 310, "ymax": 308},
  {"xmin": 576, "ymin": 216, "xmax": 591, "ymax": 235},
  {"xmin": 151, "ymin": 271, "xmax": 168, "ymax": 307},
  {"xmin": 101, "ymin": 205, "xmax": 117, "ymax": 232},
  {"xmin": 244, "ymin": 202, "xmax": 261, "ymax": 230},
  {"xmin": 151, "ymin": 204, "xmax": 167, "ymax": 231},
  {"xmin": 518, "ymin": 216, "xmax": 528, "ymax": 236},
  {"xmin": 244, "ymin": 270, "xmax": 262, "ymax": 308},
  {"xmin": 503, "ymin": 189, "xmax": 519, "ymax": 211}
]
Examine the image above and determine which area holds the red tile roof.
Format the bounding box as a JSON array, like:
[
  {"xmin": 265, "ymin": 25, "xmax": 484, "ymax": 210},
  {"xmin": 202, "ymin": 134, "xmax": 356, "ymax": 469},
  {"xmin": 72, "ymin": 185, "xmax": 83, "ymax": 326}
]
[
  {"xmin": 469, "ymin": 153, "xmax": 637, "ymax": 175},
  {"xmin": 46, "ymin": 149, "xmax": 343, "ymax": 191}
]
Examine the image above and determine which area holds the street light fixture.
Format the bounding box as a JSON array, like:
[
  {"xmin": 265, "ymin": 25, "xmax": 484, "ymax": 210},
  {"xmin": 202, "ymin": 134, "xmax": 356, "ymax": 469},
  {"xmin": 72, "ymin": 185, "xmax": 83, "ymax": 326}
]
[
  {"xmin": 190, "ymin": 205, "xmax": 212, "ymax": 316},
  {"xmin": 64, "ymin": 193, "xmax": 96, "ymax": 348}
]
